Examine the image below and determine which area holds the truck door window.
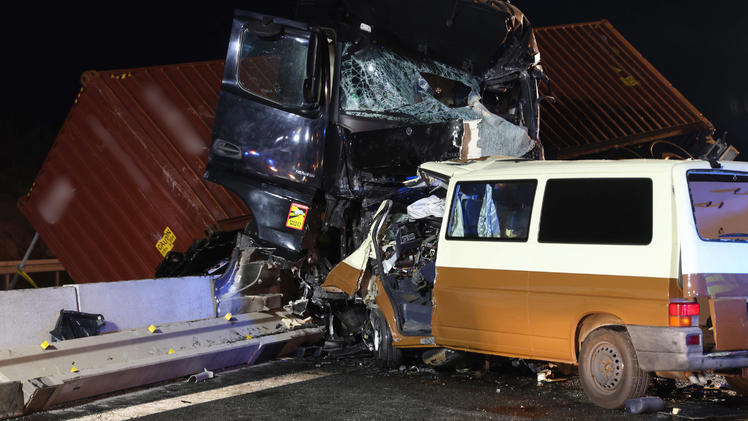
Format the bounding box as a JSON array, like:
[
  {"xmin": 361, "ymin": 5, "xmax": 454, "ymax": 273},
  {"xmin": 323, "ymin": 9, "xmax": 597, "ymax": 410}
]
[
  {"xmin": 447, "ymin": 180, "xmax": 536, "ymax": 241},
  {"xmin": 687, "ymin": 170, "xmax": 748, "ymax": 241},
  {"xmin": 238, "ymin": 29, "xmax": 312, "ymax": 109},
  {"xmin": 538, "ymin": 178, "xmax": 652, "ymax": 245}
]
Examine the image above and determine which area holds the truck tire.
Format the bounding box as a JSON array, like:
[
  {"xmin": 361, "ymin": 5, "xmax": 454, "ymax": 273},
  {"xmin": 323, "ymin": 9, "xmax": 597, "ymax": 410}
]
[
  {"xmin": 727, "ymin": 375, "xmax": 748, "ymax": 395},
  {"xmin": 579, "ymin": 327, "xmax": 650, "ymax": 408},
  {"xmin": 369, "ymin": 308, "xmax": 402, "ymax": 368}
]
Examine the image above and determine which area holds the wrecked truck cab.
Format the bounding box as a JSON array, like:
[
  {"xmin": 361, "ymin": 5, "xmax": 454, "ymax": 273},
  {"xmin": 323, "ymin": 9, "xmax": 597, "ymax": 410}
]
[
  {"xmin": 327, "ymin": 157, "xmax": 748, "ymax": 408},
  {"xmin": 204, "ymin": 3, "xmax": 544, "ymax": 261},
  {"xmin": 205, "ymin": 11, "xmax": 331, "ymax": 257}
]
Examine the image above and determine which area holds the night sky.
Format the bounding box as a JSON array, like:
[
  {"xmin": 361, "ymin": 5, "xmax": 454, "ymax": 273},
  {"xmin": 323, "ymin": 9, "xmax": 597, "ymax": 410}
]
[{"xmin": 1, "ymin": 1, "xmax": 746, "ymax": 195}]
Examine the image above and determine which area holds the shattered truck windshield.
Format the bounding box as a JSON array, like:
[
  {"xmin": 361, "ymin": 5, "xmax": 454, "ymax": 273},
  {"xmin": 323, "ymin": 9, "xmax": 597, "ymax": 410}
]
[
  {"xmin": 688, "ymin": 171, "xmax": 748, "ymax": 241},
  {"xmin": 339, "ymin": 42, "xmax": 482, "ymax": 123},
  {"xmin": 339, "ymin": 42, "xmax": 535, "ymax": 157}
]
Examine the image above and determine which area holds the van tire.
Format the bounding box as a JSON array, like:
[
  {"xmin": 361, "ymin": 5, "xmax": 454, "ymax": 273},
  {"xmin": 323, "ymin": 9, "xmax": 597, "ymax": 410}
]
[
  {"xmin": 369, "ymin": 308, "xmax": 402, "ymax": 368},
  {"xmin": 726, "ymin": 376, "xmax": 748, "ymax": 395},
  {"xmin": 579, "ymin": 328, "xmax": 650, "ymax": 408}
]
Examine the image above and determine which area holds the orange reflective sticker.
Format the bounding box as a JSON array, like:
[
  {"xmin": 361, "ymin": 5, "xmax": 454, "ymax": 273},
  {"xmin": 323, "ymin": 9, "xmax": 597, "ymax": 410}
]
[{"xmin": 285, "ymin": 203, "xmax": 309, "ymax": 230}]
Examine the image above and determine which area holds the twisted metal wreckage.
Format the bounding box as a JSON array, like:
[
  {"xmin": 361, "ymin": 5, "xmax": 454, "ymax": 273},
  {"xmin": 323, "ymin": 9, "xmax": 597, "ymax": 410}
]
[
  {"xmin": 186, "ymin": 0, "xmax": 548, "ymax": 355},
  {"xmin": 171, "ymin": 1, "xmax": 736, "ymax": 356}
]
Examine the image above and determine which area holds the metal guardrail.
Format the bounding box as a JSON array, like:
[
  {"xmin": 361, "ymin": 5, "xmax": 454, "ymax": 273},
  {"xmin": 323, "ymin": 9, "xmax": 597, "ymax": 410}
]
[
  {"xmin": 0, "ymin": 259, "xmax": 66, "ymax": 290},
  {"xmin": 0, "ymin": 312, "xmax": 323, "ymax": 417}
]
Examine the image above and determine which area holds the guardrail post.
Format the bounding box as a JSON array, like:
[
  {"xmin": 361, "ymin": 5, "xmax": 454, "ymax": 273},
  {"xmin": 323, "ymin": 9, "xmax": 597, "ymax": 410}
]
[{"xmin": 10, "ymin": 233, "xmax": 39, "ymax": 289}]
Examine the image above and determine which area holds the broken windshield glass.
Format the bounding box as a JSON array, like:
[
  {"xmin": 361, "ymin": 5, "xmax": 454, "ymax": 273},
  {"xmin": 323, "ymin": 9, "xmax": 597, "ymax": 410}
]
[
  {"xmin": 340, "ymin": 43, "xmax": 482, "ymax": 124},
  {"xmin": 339, "ymin": 42, "xmax": 535, "ymax": 157}
]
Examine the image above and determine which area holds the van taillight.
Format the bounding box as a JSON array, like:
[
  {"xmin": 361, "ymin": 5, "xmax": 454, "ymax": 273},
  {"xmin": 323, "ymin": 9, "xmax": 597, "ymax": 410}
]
[{"xmin": 669, "ymin": 301, "xmax": 699, "ymax": 327}]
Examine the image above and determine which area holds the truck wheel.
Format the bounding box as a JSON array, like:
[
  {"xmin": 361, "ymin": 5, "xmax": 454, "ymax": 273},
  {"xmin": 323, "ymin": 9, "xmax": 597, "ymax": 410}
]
[
  {"xmin": 727, "ymin": 375, "xmax": 748, "ymax": 395},
  {"xmin": 369, "ymin": 308, "xmax": 402, "ymax": 368},
  {"xmin": 579, "ymin": 328, "xmax": 650, "ymax": 408}
]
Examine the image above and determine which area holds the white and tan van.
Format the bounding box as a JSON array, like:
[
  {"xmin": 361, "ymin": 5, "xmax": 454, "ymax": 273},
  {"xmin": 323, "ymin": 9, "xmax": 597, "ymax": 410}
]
[{"xmin": 322, "ymin": 157, "xmax": 748, "ymax": 408}]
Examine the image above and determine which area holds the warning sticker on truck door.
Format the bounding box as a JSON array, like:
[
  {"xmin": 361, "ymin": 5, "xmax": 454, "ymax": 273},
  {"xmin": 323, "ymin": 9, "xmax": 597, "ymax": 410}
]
[
  {"xmin": 285, "ymin": 203, "xmax": 309, "ymax": 230},
  {"xmin": 156, "ymin": 227, "xmax": 176, "ymax": 257}
]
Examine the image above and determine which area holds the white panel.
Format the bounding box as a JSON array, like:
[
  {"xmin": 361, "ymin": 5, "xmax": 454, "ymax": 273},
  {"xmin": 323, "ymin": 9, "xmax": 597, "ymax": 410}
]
[
  {"xmin": 437, "ymin": 162, "xmax": 676, "ymax": 278},
  {"xmin": 75, "ymin": 276, "xmax": 215, "ymax": 333},
  {"xmin": 0, "ymin": 287, "xmax": 78, "ymax": 349}
]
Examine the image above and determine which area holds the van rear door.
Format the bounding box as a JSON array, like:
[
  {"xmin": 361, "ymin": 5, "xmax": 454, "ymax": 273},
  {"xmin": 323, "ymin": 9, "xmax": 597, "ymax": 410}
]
[{"xmin": 677, "ymin": 164, "xmax": 748, "ymax": 351}]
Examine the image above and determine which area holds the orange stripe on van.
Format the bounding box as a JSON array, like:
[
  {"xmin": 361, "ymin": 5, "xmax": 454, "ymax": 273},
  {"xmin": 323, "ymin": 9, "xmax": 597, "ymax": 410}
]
[{"xmin": 432, "ymin": 267, "xmax": 672, "ymax": 362}]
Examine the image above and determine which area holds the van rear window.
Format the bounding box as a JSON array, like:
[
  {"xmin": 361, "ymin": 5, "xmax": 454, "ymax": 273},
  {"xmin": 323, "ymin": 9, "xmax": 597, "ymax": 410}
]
[
  {"xmin": 687, "ymin": 171, "xmax": 748, "ymax": 242},
  {"xmin": 538, "ymin": 178, "xmax": 652, "ymax": 245},
  {"xmin": 446, "ymin": 180, "xmax": 536, "ymax": 241}
]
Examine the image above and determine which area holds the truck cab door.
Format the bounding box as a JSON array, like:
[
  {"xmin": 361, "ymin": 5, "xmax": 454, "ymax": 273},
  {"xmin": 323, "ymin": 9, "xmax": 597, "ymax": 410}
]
[{"xmin": 205, "ymin": 11, "xmax": 331, "ymax": 256}]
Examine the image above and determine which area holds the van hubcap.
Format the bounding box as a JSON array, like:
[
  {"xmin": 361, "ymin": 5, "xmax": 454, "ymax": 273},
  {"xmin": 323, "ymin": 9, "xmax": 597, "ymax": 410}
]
[{"xmin": 590, "ymin": 342, "xmax": 623, "ymax": 390}]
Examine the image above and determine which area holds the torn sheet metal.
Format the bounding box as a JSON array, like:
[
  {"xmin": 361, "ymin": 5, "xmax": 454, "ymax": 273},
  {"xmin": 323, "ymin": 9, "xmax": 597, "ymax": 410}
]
[
  {"xmin": 322, "ymin": 201, "xmax": 390, "ymax": 296},
  {"xmin": 212, "ymin": 234, "xmax": 289, "ymax": 316}
]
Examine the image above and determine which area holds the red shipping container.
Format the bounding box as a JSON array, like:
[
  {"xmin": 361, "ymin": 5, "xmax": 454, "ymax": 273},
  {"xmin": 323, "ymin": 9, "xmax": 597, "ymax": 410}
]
[
  {"xmin": 535, "ymin": 20, "xmax": 714, "ymax": 158},
  {"xmin": 19, "ymin": 61, "xmax": 250, "ymax": 283}
]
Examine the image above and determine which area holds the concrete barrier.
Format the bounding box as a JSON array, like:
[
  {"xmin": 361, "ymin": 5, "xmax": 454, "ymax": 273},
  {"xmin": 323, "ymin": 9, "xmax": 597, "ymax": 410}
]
[
  {"xmin": 0, "ymin": 287, "xmax": 78, "ymax": 349},
  {"xmin": 75, "ymin": 276, "xmax": 215, "ymax": 333},
  {"xmin": 0, "ymin": 276, "xmax": 216, "ymax": 349}
]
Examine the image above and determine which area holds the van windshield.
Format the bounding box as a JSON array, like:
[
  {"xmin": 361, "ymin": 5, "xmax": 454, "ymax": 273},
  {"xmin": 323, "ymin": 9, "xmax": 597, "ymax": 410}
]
[{"xmin": 687, "ymin": 171, "xmax": 748, "ymax": 241}]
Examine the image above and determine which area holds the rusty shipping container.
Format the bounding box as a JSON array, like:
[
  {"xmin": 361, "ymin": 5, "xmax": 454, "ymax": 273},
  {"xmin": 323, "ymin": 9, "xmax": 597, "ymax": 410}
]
[
  {"xmin": 19, "ymin": 61, "xmax": 250, "ymax": 283},
  {"xmin": 535, "ymin": 20, "xmax": 714, "ymax": 159}
]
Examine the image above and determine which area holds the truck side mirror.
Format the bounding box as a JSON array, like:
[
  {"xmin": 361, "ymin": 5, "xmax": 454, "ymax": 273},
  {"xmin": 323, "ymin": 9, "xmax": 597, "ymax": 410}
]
[{"xmin": 302, "ymin": 32, "xmax": 323, "ymax": 108}]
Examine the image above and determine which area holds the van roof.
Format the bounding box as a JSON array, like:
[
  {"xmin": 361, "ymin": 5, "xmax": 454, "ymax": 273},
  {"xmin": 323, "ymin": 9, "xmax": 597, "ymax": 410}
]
[{"xmin": 419, "ymin": 157, "xmax": 748, "ymax": 180}]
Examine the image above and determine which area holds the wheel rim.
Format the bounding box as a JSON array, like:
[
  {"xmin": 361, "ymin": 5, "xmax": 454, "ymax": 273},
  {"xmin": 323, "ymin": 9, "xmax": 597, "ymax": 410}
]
[{"xmin": 590, "ymin": 341, "xmax": 623, "ymax": 391}]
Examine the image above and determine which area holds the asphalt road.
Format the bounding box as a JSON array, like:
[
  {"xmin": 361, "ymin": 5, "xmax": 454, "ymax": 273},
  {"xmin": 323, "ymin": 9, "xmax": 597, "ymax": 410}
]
[{"xmin": 20, "ymin": 352, "xmax": 748, "ymax": 421}]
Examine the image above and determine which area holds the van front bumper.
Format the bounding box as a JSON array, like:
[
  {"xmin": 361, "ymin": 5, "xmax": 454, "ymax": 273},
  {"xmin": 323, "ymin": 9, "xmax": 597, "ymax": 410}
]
[{"xmin": 626, "ymin": 325, "xmax": 748, "ymax": 372}]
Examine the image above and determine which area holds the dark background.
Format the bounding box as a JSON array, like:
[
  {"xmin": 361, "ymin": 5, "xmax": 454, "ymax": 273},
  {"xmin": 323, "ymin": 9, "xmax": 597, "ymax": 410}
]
[{"xmin": 0, "ymin": 1, "xmax": 746, "ymax": 260}]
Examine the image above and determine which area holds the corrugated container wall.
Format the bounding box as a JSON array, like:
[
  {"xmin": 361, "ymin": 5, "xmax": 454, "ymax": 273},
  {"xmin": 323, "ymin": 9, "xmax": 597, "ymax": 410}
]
[
  {"xmin": 19, "ymin": 61, "xmax": 250, "ymax": 283},
  {"xmin": 534, "ymin": 20, "xmax": 714, "ymax": 158}
]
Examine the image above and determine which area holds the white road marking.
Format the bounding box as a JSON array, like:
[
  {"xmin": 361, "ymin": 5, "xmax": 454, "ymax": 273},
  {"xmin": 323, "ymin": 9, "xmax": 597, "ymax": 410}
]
[{"xmin": 70, "ymin": 370, "xmax": 331, "ymax": 421}]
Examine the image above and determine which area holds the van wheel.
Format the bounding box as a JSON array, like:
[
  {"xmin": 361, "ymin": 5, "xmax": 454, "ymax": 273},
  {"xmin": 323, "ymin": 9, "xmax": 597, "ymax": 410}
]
[
  {"xmin": 726, "ymin": 375, "xmax": 748, "ymax": 395},
  {"xmin": 369, "ymin": 308, "xmax": 402, "ymax": 368},
  {"xmin": 579, "ymin": 328, "xmax": 650, "ymax": 408}
]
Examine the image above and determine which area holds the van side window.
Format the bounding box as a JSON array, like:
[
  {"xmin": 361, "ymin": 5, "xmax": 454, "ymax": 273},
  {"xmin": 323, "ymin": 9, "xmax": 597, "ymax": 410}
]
[
  {"xmin": 447, "ymin": 180, "xmax": 537, "ymax": 241},
  {"xmin": 538, "ymin": 178, "xmax": 652, "ymax": 245}
]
